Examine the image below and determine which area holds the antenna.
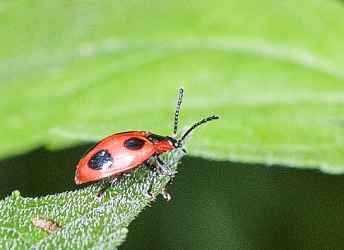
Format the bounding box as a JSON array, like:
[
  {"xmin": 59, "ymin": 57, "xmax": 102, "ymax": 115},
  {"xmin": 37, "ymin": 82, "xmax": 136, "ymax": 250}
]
[
  {"xmin": 172, "ymin": 87, "xmax": 184, "ymax": 137},
  {"xmin": 178, "ymin": 115, "xmax": 219, "ymax": 143}
]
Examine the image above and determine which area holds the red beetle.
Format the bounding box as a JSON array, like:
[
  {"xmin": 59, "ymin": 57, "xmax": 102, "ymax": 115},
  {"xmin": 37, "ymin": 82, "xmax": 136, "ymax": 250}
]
[{"xmin": 75, "ymin": 87, "xmax": 219, "ymax": 199}]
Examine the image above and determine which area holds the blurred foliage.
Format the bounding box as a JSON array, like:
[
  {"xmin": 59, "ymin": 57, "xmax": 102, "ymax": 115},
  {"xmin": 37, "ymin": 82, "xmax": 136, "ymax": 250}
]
[
  {"xmin": 1, "ymin": 0, "xmax": 344, "ymax": 249},
  {"xmin": 1, "ymin": 0, "xmax": 344, "ymax": 172}
]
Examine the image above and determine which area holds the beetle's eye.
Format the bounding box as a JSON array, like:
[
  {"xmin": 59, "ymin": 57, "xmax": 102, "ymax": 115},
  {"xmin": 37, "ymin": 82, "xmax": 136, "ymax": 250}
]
[
  {"xmin": 172, "ymin": 141, "xmax": 182, "ymax": 148},
  {"xmin": 165, "ymin": 136, "xmax": 180, "ymax": 148}
]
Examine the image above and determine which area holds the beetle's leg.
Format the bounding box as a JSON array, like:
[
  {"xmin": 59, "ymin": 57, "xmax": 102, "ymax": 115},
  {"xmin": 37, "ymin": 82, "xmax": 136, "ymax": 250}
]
[
  {"xmin": 155, "ymin": 155, "xmax": 174, "ymax": 201},
  {"xmin": 161, "ymin": 181, "xmax": 172, "ymax": 201},
  {"xmin": 145, "ymin": 162, "xmax": 157, "ymax": 200},
  {"xmin": 96, "ymin": 174, "xmax": 122, "ymax": 198},
  {"xmin": 155, "ymin": 155, "xmax": 174, "ymax": 178}
]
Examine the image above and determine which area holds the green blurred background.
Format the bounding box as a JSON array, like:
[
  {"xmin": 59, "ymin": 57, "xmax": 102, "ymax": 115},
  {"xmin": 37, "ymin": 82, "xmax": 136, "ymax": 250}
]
[{"xmin": 2, "ymin": 0, "xmax": 344, "ymax": 249}]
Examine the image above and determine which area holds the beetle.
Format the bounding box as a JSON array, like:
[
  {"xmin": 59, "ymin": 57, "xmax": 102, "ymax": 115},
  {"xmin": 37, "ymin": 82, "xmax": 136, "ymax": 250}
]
[{"xmin": 75, "ymin": 87, "xmax": 219, "ymax": 199}]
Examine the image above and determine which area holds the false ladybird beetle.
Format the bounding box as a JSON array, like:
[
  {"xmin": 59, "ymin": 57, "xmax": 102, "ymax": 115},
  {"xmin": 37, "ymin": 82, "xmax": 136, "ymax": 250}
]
[{"xmin": 75, "ymin": 87, "xmax": 219, "ymax": 200}]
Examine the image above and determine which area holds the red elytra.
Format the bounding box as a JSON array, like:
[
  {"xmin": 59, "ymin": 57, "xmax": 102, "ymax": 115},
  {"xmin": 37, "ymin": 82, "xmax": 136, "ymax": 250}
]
[
  {"xmin": 75, "ymin": 87, "xmax": 219, "ymax": 199},
  {"xmin": 75, "ymin": 131, "xmax": 175, "ymax": 184}
]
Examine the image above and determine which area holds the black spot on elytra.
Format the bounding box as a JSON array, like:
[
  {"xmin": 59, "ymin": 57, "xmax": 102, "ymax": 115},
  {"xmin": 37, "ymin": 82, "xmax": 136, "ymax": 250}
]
[
  {"xmin": 88, "ymin": 150, "xmax": 113, "ymax": 170},
  {"xmin": 124, "ymin": 137, "xmax": 145, "ymax": 150}
]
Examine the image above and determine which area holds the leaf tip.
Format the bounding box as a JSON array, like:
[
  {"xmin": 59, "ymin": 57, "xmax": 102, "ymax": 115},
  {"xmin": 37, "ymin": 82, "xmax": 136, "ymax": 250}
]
[
  {"xmin": 120, "ymin": 227, "xmax": 129, "ymax": 235},
  {"xmin": 12, "ymin": 190, "xmax": 21, "ymax": 198}
]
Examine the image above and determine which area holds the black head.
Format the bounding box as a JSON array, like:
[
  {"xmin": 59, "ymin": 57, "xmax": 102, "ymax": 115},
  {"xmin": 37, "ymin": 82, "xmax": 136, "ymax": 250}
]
[
  {"xmin": 166, "ymin": 136, "xmax": 182, "ymax": 148},
  {"xmin": 171, "ymin": 87, "xmax": 219, "ymax": 146}
]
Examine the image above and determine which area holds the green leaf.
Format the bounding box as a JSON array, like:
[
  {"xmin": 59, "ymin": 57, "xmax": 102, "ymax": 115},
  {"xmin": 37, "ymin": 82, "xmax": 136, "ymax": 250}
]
[
  {"xmin": 1, "ymin": 0, "xmax": 344, "ymax": 173},
  {"xmin": 0, "ymin": 148, "xmax": 184, "ymax": 249}
]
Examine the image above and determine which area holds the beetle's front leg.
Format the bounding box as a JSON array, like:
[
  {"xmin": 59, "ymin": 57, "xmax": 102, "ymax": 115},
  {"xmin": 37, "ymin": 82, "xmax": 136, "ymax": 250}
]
[{"xmin": 155, "ymin": 155, "xmax": 174, "ymax": 178}]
